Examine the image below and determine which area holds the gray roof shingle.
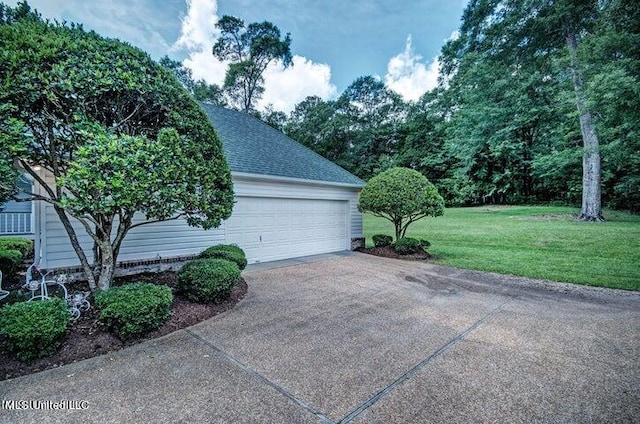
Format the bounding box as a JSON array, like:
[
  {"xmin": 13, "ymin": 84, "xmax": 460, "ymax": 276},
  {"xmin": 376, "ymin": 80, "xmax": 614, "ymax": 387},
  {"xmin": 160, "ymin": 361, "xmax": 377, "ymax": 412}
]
[{"xmin": 200, "ymin": 103, "xmax": 364, "ymax": 187}]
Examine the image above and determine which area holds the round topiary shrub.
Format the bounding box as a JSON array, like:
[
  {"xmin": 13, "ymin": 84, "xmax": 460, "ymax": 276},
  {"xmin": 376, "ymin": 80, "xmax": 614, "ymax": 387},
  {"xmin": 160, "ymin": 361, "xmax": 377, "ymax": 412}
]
[
  {"xmin": 178, "ymin": 258, "xmax": 240, "ymax": 303},
  {"xmin": 200, "ymin": 244, "xmax": 247, "ymax": 270},
  {"xmin": 394, "ymin": 237, "xmax": 424, "ymax": 255},
  {"xmin": 0, "ymin": 237, "xmax": 33, "ymax": 259},
  {"xmin": 372, "ymin": 234, "xmax": 393, "ymax": 248},
  {"xmin": 0, "ymin": 298, "xmax": 70, "ymax": 362},
  {"xmin": 95, "ymin": 283, "xmax": 173, "ymax": 340},
  {"xmin": 0, "ymin": 249, "xmax": 23, "ymax": 278}
]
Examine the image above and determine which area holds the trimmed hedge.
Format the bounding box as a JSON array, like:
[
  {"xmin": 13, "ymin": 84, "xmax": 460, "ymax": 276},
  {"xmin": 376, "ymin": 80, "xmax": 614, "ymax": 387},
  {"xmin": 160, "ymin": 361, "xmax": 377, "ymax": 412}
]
[
  {"xmin": 178, "ymin": 258, "xmax": 240, "ymax": 303},
  {"xmin": 394, "ymin": 237, "xmax": 425, "ymax": 255},
  {"xmin": 200, "ymin": 244, "xmax": 247, "ymax": 270},
  {"xmin": 0, "ymin": 249, "xmax": 22, "ymax": 277},
  {"xmin": 0, "ymin": 237, "xmax": 33, "ymax": 258},
  {"xmin": 95, "ymin": 283, "xmax": 173, "ymax": 340},
  {"xmin": 372, "ymin": 234, "xmax": 393, "ymax": 248},
  {"xmin": 0, "ymin": 298, "xmax": 70, "ymax": 362}
]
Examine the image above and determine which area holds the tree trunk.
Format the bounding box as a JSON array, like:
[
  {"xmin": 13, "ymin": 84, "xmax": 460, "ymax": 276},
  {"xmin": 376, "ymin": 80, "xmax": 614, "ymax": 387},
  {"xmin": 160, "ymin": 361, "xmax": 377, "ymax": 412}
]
[
  {"xmin": 394, "ymin": 219, "xmax": 403, "ymax": 241},
  {"xmin": 53, "ymin": 206, "xmax": 98, "ymax": 290},
  {"xmin": 577, "ymin": 111, "xmax": 603, "ymax": 221},
  {"xmin": 566, "ymin": 31, "xmax": 604, "ymax": 222},
  {"xmin": 96, "ymin": 240, "xmax": 116, "ymax": 292}
]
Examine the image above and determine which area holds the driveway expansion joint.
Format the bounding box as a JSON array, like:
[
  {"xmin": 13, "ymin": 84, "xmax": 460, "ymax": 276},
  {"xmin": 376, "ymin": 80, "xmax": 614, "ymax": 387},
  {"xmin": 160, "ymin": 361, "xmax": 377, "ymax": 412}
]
[
  {"xmin": 184, "ymin": 329, "xmax": 335, "ymax": 424},
  {"xmin": 337, "ymin": 300, "xmax": 510, "ymax": 424}
]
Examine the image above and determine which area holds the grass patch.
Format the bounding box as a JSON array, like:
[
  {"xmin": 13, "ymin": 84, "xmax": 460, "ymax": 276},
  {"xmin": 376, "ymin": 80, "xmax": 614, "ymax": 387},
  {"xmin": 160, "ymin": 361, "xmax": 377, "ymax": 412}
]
[{"xmin": 363, "ymin": 206, "xmax": 640, "ymax": 290}]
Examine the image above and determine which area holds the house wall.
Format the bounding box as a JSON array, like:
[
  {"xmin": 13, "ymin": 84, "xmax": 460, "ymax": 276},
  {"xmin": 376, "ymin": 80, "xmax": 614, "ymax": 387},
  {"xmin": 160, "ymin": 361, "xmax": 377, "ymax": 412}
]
[
  {"xmin": 0, "ymin": 174, "xmax": 34, "ymax": 235},
  {"xmin": 35, "ymin": 173, "xmax": 362, "ymax": 270}
]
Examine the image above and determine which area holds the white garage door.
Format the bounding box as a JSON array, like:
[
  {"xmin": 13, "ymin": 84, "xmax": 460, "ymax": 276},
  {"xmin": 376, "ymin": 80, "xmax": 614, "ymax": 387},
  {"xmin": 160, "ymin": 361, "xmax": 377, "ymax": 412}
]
[{"xmin": 225, "ymin": 197, "xmax": 348, "ymax": 263}]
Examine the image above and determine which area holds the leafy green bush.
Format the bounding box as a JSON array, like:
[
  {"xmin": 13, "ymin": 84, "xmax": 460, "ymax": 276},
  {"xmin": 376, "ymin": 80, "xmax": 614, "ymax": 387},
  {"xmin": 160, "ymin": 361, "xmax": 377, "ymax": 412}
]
[
  {"xmin": 178, "ymin": 258, "xmax": 240, "ymax": 303},
  {"xmin": 200, "ymin": 244, "xmax": 247, "ymax": 270},
  {"xmin": 394, "ymin": 237, "xmax": 425, "ymax": 255},
  {"xmin": 0, "ymin": 249, "xmax": 22, "ymax": 277},
  {"xmin": 0, "ymin": 290, "xmax": 30, "ymax": 307},
  {"xmin": 95, "ymin": 283, "xmax": 173, "ymax": 340},
  {"xmin": 419, "ymin": 239, "xmax": 431, "ymax": 250},
  {"xmin": 0, "ymin": 237, "xmax": 33, "ymax": 259},
  {"xmin": 372, "ymin": 234, "xmax": 393, "ymax": 248},
  {"xmin": 0, "ymin": 298, "xmax": 70, "ymax": 362}
]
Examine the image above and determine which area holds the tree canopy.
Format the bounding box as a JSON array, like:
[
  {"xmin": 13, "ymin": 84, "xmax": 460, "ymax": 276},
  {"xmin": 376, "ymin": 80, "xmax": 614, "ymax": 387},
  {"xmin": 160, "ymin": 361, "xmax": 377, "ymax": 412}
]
[
  {"xmin": 0, "ymin": 2, "xmax": 234, "ymax": 290},
  {"xmin": 0, "ymin": 105, "xmax": 21, "ymax": 205},
  {"xmin": 358, "ymin": 167, "xmax": 444, "ymax": 240},
  {"xmin": 159, "ymin": 55, "xmax": 227, "ymax": 106},
  {"xmin": 213, "ymin": 15, "xmax": 292, "ymax": 112},
  {"xmin": 281, "ymin": 0, "xmax": 639, "ymax": 215}
]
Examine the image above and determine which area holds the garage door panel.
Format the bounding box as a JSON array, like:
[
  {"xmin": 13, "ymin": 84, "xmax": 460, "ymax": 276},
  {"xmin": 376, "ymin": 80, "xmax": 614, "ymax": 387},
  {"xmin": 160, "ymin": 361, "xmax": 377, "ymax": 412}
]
[{"xmin": 225, "ymin": 197, "xmax": 348, "ymax": 263}]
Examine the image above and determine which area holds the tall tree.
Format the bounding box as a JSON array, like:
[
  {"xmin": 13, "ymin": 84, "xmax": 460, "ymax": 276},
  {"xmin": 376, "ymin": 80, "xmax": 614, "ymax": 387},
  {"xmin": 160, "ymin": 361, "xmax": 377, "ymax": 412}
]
[
  {"xmin": 159, "ymin": 55, "xmax": 226, "ymax": 106},
  {"xmin": 0, "ymin": 2, "xmax": 234, "ymax": 291},
  {"xmin": 285, "ymin": 96, "xmax": 350, "ymax": 165},
  {"xmin": 438, "ymin": 0, "xmax": 614, "ymax": 218},
  {"xmin": 335, "ymin": 76, "xmax": 406, "ymax": 179},
  {"xmin": 583, "ymin": 0, "xmax": 640, "ymax": 212},
  {"xmin": 548, "ymin": 0, "xmax": 604, "ymax": 220},
  {"xmin": 213, "ymin": 15, "xmax": 292, "ymax": 112},
  {"xmin": 395, "ymin": 90, "xmax": 454, "ymax": 201}
]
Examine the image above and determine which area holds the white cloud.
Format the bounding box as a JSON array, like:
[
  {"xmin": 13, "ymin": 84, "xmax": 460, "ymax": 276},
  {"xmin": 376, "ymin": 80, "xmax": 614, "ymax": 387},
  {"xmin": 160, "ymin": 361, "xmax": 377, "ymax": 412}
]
[
  {"xmin": 172, "ymin": 0, "xmax": 227, "ymax": 84},
  {"xmin": 258, "ymin": 56, "xmax": 337, "ymax": 113},
  {"xmin": 183, "ymin": 49, "xmax": 228, "ymax": 85},
  {"xmin": 384, "ymin": 35, "xmax": 440, "ymax": 102},
  {"xmin": 173, "ymin": 0, "xmax": 218, "ymax": 51},
  {"xmin": 173, "ymin": 0, "xmax": 336, "ymax": 113}
]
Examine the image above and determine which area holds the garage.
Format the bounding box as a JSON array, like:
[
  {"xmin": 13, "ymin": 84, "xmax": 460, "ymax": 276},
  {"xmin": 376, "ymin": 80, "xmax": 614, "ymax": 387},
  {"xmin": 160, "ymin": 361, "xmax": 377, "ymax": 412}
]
[
  {"xmin": 33, "ymin": 104, "xmax": 365, "ymax": 271},
  {"xmin": 225, "ymin": 197, "xmax": 348, "ymax": 263}
]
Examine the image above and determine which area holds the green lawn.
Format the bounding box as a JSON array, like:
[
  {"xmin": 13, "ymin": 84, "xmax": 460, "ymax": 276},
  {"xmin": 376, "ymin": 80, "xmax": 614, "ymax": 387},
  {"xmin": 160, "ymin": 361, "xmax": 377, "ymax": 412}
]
[{"xmin": 363, "ymin": 206, "xmax": 640, "ymax": 290}]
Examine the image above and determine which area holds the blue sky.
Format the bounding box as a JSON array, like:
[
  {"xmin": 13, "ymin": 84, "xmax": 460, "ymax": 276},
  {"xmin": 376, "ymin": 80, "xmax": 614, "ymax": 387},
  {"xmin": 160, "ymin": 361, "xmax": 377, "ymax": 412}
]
[{"xmin": 7, "ymin": 0, "xmax": 467, "ymax": 111}]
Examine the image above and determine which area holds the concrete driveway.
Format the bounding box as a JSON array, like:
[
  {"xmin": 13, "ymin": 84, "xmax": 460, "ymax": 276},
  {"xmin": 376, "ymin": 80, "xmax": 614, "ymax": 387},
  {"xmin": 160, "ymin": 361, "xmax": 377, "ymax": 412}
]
[{"xmin": 1, "ymin": 253, "xmax": 638, "ymax": 423}]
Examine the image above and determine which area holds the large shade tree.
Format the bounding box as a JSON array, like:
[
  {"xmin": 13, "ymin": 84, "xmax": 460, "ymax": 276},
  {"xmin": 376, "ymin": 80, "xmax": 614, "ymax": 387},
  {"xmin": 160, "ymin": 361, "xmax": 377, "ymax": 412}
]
[
  {"xmin": 0, "ymin": 2, "xmax": 235, "ymax": 291},
  {"xmin": 213, "ymin": 15, "xmax": 292, "ymax": 113},
  {"xmin": 159, "ymin": 55, "xmax": 227, "ymax": 106},
  {"xmin": 438, "ymin": 0, "xmax": 611, "ymax": 220}
]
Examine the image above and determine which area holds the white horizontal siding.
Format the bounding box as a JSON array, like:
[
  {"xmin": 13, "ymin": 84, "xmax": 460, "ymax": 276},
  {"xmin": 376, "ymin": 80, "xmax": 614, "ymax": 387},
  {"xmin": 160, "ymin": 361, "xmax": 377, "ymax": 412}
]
[
  {"xmin": 35, "ymin": 172, "xmax": 362, "ymax": 270},
  {"xmin": 40, "ymin": 205, "xmax": 225, "ymax": 269},
  {"xmin": 116, "ymin": 214, "xmax": 225, "ymax": 262}
]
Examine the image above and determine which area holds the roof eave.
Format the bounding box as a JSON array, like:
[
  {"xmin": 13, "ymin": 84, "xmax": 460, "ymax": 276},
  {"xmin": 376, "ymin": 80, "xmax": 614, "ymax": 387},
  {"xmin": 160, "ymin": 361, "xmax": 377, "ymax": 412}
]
[{"xmin": 231, "ymin": 171, "xmax": 364, "ymax": 189}]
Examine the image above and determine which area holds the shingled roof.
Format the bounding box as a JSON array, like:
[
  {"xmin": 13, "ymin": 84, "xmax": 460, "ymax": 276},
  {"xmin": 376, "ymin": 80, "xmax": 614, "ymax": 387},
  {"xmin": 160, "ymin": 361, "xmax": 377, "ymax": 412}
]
[{"xmin": 200, "ymin": 103, "xmax": 364, "ymax": 187}]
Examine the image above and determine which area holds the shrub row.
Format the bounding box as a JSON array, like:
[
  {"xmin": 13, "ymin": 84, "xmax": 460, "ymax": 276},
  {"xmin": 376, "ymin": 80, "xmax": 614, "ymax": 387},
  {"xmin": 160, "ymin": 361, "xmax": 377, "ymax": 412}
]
[{"xmin": 0, "ymin": 243, "xmax": 246, "ymax": 361}]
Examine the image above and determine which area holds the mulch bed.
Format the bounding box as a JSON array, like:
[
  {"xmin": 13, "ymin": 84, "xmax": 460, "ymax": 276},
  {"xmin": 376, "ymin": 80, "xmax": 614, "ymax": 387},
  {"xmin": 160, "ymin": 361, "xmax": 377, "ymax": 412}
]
[
  {"xmin": 356, "ymin": 245, "xmax": 436, "ymax": 261},
  {"xmin": 0, "ymin": 272, "xmax": 247, "ymax": 381}
]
